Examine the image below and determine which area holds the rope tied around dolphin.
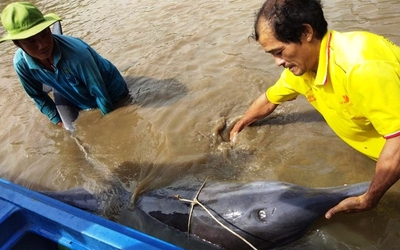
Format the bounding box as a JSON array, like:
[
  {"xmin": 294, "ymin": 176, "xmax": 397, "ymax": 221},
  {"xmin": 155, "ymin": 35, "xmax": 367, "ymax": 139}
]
[{"xmin": 174, "ymin": 180, "xmax": 258, "ymax": 250}]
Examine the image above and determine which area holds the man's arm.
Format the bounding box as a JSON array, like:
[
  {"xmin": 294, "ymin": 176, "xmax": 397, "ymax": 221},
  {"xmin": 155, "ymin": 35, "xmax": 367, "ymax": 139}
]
[
  {"xmin": 325, "ymin": 135, "xmax": 400, "ymax": 219},
  {"xmin": 230, "ymin": 93, "xmax": 279, "ymax": 141},
  {"xmin": 14, "ymin": 53, "xmax": 62, "ymax": 124},
  {"xmin": 17, "ymin": 74, "xmax": 61, "ymax": 124}
]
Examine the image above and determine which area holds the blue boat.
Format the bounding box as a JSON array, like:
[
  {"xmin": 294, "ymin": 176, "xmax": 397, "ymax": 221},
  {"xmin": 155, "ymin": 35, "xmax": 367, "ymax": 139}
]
[{"xmin": 0, "ymin": 177, "xmax": 183, "ymax": 250}]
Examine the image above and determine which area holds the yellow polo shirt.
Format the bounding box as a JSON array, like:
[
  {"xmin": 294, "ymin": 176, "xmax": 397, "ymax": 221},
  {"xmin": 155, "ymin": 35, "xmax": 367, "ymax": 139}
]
[{"xmin": 266, "ymin": 30, "xmax": 400, "ymax": 161}]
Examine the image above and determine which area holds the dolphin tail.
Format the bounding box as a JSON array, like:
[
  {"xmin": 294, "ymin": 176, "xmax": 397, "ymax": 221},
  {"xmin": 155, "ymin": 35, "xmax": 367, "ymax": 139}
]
[
  {"xmin": 50, "ymin": 21, "xmax": 80, "ymax": 132},
  {"xmin": 52, "ymin": 21, "xmax": 63, "ymax": 35},
  {"xmin": 40, "ymin": 188, "xmax": 100, "ymax": 212}
]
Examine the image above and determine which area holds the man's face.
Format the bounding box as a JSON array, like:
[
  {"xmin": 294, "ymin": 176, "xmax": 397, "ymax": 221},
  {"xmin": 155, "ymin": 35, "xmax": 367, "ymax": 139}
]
[
  {"xmin": 257, "ymin": 21, "xmax": 318, "ymax": 76},
  {"xmin": 16, "ymin": 28, "xmax": 54, "ymax": 61}
]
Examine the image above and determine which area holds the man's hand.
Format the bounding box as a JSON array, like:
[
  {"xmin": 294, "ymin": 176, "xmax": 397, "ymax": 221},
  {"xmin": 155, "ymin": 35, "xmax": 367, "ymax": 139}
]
[
  {"xmin": 229, "ymin": 94, "xmax": 279, "ymax": 142},
  {"xmin": 327, "ymin": 134, "xmax": 400, "ymax": 219},
  {"xmin": 56, "ymin": 121, "xmax": 63, "ymax": 127},
  {"xmin": 325, "ymin": 194, "xmax": 375, "ymax": 219},
  {"xmin": 229, "ymin": 120, "xmax": 244, "ymax": 143}
]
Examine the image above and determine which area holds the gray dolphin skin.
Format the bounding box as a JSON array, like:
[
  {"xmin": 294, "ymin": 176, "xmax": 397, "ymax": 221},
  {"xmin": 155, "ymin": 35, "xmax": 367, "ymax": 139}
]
[
  {"xmin": 52, "ymin": 20, "xmax": 63, "ymax": 35},
  {"xmin": 50, "ymin": 21, "xmax": 80, "ymax": 132},
  {"xmin": 40, "ymin": 187, "xmax": 100, "ymax": 212},
  {"xmin": 136, "ymin": 181, "xmax": 370, "ymax": 250}
]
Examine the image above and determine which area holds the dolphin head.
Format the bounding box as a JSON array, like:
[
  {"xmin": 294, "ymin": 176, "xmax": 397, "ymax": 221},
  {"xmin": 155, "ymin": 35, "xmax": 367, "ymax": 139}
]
[
  {"xmin": 191, "ymin": 181, "xmax": 369, "ymax": 249},
  {"xmin": 137, "ymin": 181, "xmax": 370, "ymax": 250}
]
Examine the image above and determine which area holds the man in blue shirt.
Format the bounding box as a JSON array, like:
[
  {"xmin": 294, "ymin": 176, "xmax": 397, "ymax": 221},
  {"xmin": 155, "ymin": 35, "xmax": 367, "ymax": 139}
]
[{"xmin": 0, "ymin": 2, "xmax": 129, "ymax": 130}]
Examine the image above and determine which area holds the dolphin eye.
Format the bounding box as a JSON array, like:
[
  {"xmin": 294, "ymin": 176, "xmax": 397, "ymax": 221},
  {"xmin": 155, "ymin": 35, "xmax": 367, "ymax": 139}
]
[{"xmin": 258, "ymin": 209, "xmax": 268, "ymax": 223}]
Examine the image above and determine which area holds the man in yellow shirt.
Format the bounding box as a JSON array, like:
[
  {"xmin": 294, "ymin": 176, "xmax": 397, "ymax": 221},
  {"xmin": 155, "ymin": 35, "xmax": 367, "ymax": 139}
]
[{"xmin": 230, "ymin": 0, "xmax": 400, "ymax": 219}]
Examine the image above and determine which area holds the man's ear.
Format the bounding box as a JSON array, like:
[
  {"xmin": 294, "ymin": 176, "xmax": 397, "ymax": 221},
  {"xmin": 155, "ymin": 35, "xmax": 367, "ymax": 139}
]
[
  {"xmin": 302, "ymin": 24, "xmax": 314, "ymax": 42},
  {"xmin": 13, "ymin": 40, "xmax": 21, "ymax": 48}
]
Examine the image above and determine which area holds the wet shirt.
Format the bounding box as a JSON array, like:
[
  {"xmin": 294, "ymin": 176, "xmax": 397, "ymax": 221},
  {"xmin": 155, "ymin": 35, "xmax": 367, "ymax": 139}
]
[
  {"xmin": 266, "ymin": 30, "xmax": 400, "ymax": 160},
  {"xmin": 14, "ymin": 34, "xmax": 127, "ymax": 124}
]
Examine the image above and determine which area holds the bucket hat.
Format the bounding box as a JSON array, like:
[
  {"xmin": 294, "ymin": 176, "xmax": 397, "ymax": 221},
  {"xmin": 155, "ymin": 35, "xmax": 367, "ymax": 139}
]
[{"xmin": 0, "ymin": 2, "xmax": 61, "ymax": 42}]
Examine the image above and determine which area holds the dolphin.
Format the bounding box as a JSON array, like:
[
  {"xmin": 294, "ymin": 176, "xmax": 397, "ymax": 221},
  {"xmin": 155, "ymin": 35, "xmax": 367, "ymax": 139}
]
[
  {"xmin": 49, "ymin": 21, "xmax": 80, "ymax": 132},
  {"xmin": 40, "ymin": 187, "xmax": 100, "ymax": 212},
  {"xmin": 135, "ymin": 181, "xmax": 370, "ymax": 250}
]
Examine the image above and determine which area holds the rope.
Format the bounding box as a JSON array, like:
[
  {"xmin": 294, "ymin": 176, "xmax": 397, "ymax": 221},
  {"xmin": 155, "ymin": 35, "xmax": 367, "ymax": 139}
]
[{"xmin": 174, "ymin": 181, "xmax": 258, "ymax": 250}]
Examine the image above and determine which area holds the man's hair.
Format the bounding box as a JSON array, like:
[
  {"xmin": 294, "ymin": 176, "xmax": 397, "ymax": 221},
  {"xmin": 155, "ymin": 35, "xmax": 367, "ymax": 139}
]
[{"xmin": 253, "ymin": 0, "xmax": 328, "ymax": 43}]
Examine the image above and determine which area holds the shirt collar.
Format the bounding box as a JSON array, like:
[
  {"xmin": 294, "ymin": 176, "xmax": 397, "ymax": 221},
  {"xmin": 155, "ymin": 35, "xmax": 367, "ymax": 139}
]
[
  {"xmin": 22, "ymin": 37, "xmax": 62, "ymax": 70},
  {"xmin": 314, "ymin": 31, "xmax": 332, "ymax": 86}
]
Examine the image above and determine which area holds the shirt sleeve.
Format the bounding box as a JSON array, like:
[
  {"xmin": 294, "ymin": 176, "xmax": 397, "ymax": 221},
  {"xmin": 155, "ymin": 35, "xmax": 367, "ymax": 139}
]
[
  {"xmin": 266, "ymin": 69, "xmax": 300, "ymax": 104},
  {"xmin": 14, "ymin": 60, "xmax": 61, "ymax": 124},
  {"xmin": 347, "ymin": 61, "xmax": 400, "ymax": 137},
  {"xmin": 74, "ymin": 48, "xmax": 114, "ymax": 115}
]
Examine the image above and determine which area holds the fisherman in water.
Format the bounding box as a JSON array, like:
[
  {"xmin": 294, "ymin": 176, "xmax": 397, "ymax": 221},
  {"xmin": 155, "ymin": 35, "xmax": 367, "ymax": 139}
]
[
  {"xmin": 231, "ymin": 0, "xmax": 400, "ymax": 219},
  {"xmin": 0, "ymin": 2, "xmax": 129, "ymax": 130}
]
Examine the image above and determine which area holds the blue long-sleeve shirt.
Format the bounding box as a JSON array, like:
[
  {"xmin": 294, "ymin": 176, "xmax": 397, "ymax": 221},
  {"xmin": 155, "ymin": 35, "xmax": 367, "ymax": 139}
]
[{"xmin": 13, "ymin": 34, "xmax": 127, "ymax": 124}]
